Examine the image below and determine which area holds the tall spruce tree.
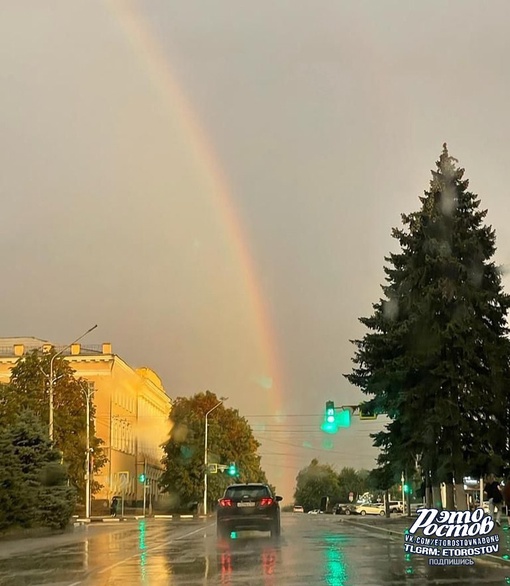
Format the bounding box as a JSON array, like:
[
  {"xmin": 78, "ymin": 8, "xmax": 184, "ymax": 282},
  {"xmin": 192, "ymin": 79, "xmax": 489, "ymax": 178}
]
[
  {"xmin": 0, "ymin": 410, "xmax": 76, "ymax": 531},
  {"xmin": 346, "ymin": 145, "xmax": 510, "ymax": 501}
]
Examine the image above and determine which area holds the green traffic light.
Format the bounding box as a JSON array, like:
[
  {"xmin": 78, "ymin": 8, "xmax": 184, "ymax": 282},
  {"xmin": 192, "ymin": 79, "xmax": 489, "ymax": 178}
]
[
  {"xmin": 139, "ymin": 473, "xmax": 146, "ymax": 483},
  {"xmin": 321, "ymin": 402, "xmax": 351, "ymax": 433},
  {"xmin": 227, "ymin": 463, "xmax": 237, "ymax": 476},
  {"xmin": 322, "ymin": 401, "xmax": 338, "ymax": 433}
]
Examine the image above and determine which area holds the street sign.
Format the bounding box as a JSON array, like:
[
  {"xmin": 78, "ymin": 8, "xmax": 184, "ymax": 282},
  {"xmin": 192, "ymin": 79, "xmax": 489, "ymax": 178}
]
[
  {"xmin": 118, "ymin": 471, "xmax": 129, "ymax": 489},
  {"xmin": 207, "ymin": 464, "xmax": 218, "ymax": 474}
]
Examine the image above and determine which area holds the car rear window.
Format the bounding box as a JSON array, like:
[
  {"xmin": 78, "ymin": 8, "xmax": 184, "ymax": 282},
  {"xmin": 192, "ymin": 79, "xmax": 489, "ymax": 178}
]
[{"xmin": 225, "ymin": 486, "xmax": 271, "ymax": 499}]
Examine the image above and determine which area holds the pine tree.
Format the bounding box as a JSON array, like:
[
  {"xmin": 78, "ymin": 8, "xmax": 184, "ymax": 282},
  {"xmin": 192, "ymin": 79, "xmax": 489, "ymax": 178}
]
[
  {"xmin": 0, "ymin": 410, "xmax": 76, "ymax": 531},
  {"xmin": 346, "ymin": 145, "xmax": 510, "ymax": 498}
]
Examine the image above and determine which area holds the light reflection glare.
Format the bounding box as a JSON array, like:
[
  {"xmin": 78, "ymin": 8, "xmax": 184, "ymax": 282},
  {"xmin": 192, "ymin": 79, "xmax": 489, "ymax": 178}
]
[
  {"xmin": 139, "ymin": 520, "xmax": 147, "ymax": 583},
  {"xmin": 83, "ymin": 538, "xmax": 89, "ymax": 570},
  {"xmin": 139, "ymin": 520, "xmax": 147, "ymax": 550},
  {"xmin": 217, "ymin": 542, "xmax": 278, "ymax": 583},
  {"xmin": 220, "ymin": 551, "xmax": 232, "ymax": 585},
  {"xmin": 323, "ymin": 535, "xmax": 348, "ymax": 586},
  {"xmin": 262, "ymin": 547, "xmax": 276, "ymax": 576}
]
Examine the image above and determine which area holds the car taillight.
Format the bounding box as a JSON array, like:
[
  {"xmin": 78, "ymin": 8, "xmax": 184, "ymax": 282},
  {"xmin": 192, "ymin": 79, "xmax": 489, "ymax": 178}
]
[
  {"xmin": 260, "ymin": 498, "xmax": 274, "ymax": 506},
  {"xmin": 219, "ymin": 499, "xmax": 234, "ymax": 507}
]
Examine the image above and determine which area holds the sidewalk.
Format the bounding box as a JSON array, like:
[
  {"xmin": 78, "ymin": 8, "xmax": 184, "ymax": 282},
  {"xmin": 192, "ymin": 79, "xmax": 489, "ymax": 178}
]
[
  {"xmin": 341, "ymin": 515, "xmax": 414, "ymax": 535},
  {"xmin": 0, "ymin": 522, "xmax": 130, "ymax": 560}
]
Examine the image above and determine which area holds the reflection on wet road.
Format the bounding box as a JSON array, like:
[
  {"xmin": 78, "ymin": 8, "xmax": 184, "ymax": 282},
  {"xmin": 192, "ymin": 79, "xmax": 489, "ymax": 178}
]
[{"xmin": 2, "ymin": 514, "xmax": 510, "ymax": 585}]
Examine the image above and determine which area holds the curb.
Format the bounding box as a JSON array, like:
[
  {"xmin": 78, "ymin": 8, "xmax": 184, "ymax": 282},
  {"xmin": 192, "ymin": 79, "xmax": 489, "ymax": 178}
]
[
  {"xmin": 76, "ymin": 518, "xmax": 122, "ymax": 523},
  {"xmin": 75, "ymin": 517, "xmax": 147, "ymax": 523},
  {"xmin": 153, "ymin": 514, "xmax": 200, "ymax": 520}
]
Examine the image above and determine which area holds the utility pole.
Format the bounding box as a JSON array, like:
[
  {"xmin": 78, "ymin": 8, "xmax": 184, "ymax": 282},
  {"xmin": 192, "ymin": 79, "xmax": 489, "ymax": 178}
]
[
  {"xmin": 142, "ymin": 459, "xmax": 147, "ymax": 517},
  {"xmin": 85, "ymin": 383, "xmax": 92, "ymax": 519}
]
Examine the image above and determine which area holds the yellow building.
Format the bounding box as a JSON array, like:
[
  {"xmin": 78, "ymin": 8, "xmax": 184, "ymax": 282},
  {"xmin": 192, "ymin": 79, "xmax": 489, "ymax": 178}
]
[{"xmin": 0, "ymin": 337, "xmax": 172, "ymax": 511}]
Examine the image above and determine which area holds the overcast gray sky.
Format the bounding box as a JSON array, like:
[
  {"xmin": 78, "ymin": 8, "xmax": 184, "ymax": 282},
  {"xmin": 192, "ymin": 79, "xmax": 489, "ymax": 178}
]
[{"xmin": 2, "ymin": 0, "xmax": 510, "ymax": 500}]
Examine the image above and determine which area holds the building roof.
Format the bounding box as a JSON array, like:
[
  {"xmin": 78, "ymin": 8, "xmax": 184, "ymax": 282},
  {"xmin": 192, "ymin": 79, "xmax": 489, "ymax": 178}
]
[
  {"xmin": 0, "ymin": 337, "xmax": 103, "ymax": 357},
  {"xmin": 0, "ymin": 336, "xmax": 49, "ymax": 346}
]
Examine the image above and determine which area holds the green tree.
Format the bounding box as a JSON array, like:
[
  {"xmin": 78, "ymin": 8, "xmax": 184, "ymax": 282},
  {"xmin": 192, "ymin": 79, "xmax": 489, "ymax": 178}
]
[
  {"xmin": 160, "ymin": 391, "xmax": 270, "ymax": 510},
  {"xmin": 347, "ymin": 145, "xmax": 510, "ymax": 502},
  {"xmin": 0, "ymin": 350, "xmax": 106, "ymax": 502},
  {"xmin": 337, "ymin": 467, "xmax": 367, "ymax": 503},
  {"xmin": 293, "ymin": 459, "xmax": 340, "ymax": 511},
  {"xmin": 365, "ymin": 466, "xmax": 400, "ymax": 499},
  {"xmin": 0, "ymin": 410, "xmax": 76, "ymax": 531}
]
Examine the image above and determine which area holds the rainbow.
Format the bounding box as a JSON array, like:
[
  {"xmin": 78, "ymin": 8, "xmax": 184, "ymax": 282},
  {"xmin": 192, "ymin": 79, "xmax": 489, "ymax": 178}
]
[{"xmin": 104, "ymin": 1, "xmax": 291, "ymax": 490}]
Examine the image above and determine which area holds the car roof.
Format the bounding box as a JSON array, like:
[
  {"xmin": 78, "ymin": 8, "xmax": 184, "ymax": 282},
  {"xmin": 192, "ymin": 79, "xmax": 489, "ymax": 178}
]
[{"xmin": 226, "ymin": 483, "xmax": 268, "ymax": 488}]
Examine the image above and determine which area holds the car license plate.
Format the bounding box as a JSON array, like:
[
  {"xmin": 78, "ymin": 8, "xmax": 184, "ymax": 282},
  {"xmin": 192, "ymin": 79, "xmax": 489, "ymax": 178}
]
[{"xmin": 237, "ymin": 502, "xmax": 255, "ymax": 507}]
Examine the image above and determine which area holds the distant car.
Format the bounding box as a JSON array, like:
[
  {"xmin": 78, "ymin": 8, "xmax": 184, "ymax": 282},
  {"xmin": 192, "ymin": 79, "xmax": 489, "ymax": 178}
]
[
  {"xmin": 356, "ymin": 503, "xmax": 386, "ymax": 516},
  {"xmin": 389, "ymin": 501, "xmax": 403, "ymax": 514},
  {"xmin": 307, "ymin": 509, "xmax": 323, "ymax": 515},
  {"xmin": 334, "ymin": 504, "xmax": 358, "ymax": 515},
  {"xmin": 293, "ymin": 505, "xmax": 304, "ymax": 513},
  {"xmin": 216, "ymin": 483, "xmax": 282, "ymax": 538}
]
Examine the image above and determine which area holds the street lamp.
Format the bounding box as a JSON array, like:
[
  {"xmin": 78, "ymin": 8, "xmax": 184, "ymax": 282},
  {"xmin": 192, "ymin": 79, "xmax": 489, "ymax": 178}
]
[
  {"xmin": 203, "ymin": 397, "xmax": 228, "ymax": 516},
  {"xmin": 48, "ymin": 325, "xmax": 98, "ymax": 442}
]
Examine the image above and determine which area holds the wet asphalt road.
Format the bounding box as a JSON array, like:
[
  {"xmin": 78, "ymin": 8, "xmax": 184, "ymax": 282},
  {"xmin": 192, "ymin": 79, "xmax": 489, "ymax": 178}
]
[{"xmin": 2, "ymin": 514, "xmax": 510, "ymax": 585}]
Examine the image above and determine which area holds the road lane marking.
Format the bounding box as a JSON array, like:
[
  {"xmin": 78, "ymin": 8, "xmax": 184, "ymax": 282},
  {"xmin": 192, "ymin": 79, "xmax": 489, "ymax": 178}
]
[{"xmin": 97, "ymin": 522, "xmax": 215, "ymax": 575}]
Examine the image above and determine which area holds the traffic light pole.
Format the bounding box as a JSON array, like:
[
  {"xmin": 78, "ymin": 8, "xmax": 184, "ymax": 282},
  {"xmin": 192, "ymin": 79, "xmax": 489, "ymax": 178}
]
[{"xmin": 142, "ymin": 459, "xmax": 147, "ymax": 517}]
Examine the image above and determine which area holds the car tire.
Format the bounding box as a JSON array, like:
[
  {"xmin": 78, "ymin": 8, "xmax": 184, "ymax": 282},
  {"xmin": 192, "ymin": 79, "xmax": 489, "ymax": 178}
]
[
  {"xmin": 345, "ymin": 509, "xmax": 351, "ymax": 515},
  {"xmin": 379, "ymin": 510, "xmax": 385, "ymax": 517},
  {"xmin": 270, "ymin": 518, "xmax": 281, "ymax": 538},
  {"xmin": 360, "ymin": 510, "xmax": 366, "ymax": 516}
]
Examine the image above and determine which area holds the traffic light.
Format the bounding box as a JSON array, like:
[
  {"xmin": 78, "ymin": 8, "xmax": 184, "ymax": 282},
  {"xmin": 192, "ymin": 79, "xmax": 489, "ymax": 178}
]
[
  {"xmin": 403, "ymin": 483, "xmax": 412, "ymax": 495},
  {"xmin": 326, "ymin": 401, "xmax": 335, "ymax": 423},
  {"xmin": 139, "ymin": 473, "xmax": 146, "ymax": 483},
  {"xmin": 322, "ymin": 401, "xmax": 338, "ymax": 434},
  {"xmin": 227, "ymin": 462, "xmax": 237, "ymax": 476},
  {"xmin": 359, "ymin": 402, "xmax": 378, "ymax": 420},
  {"xmin": 336, "ymin": 409, "xmax": 351, "ymax": 428},
  {"xmin": 321, "ymin": 402, "xmax": 352, "ymax": 433}
]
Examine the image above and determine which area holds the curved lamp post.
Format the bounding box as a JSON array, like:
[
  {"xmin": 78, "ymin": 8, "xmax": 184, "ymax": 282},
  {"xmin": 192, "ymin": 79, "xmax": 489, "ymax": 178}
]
[
  {"xmin": 48, "ymin": 324, "xmax": 97, "ymax": 442},
  {"xmin": 203, "ymin": 397, "xmax": 228, "ymax": 515}
]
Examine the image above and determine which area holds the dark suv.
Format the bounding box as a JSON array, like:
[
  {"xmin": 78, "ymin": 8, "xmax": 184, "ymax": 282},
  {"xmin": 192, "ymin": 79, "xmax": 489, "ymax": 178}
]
[{"xmin": 216, "ymin": 483, "xmax": 282, "ymax": 538}]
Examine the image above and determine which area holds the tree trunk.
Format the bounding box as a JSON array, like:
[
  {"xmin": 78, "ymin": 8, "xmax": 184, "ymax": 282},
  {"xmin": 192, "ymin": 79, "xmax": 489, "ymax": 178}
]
[
  {"xmin": 425, "ymin": 471, "xmax": 433, "ymax": 507},
  {"xmin": 432, "ymin": 485, "xmax": 442, "ymax": 509},
  {"xmin": 445, "ymin": 482, "xmax": 455, "ymax": 510},
  {"xmin": 455, "ymin": 483, "xmax": 468, "ymax": 511}
]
